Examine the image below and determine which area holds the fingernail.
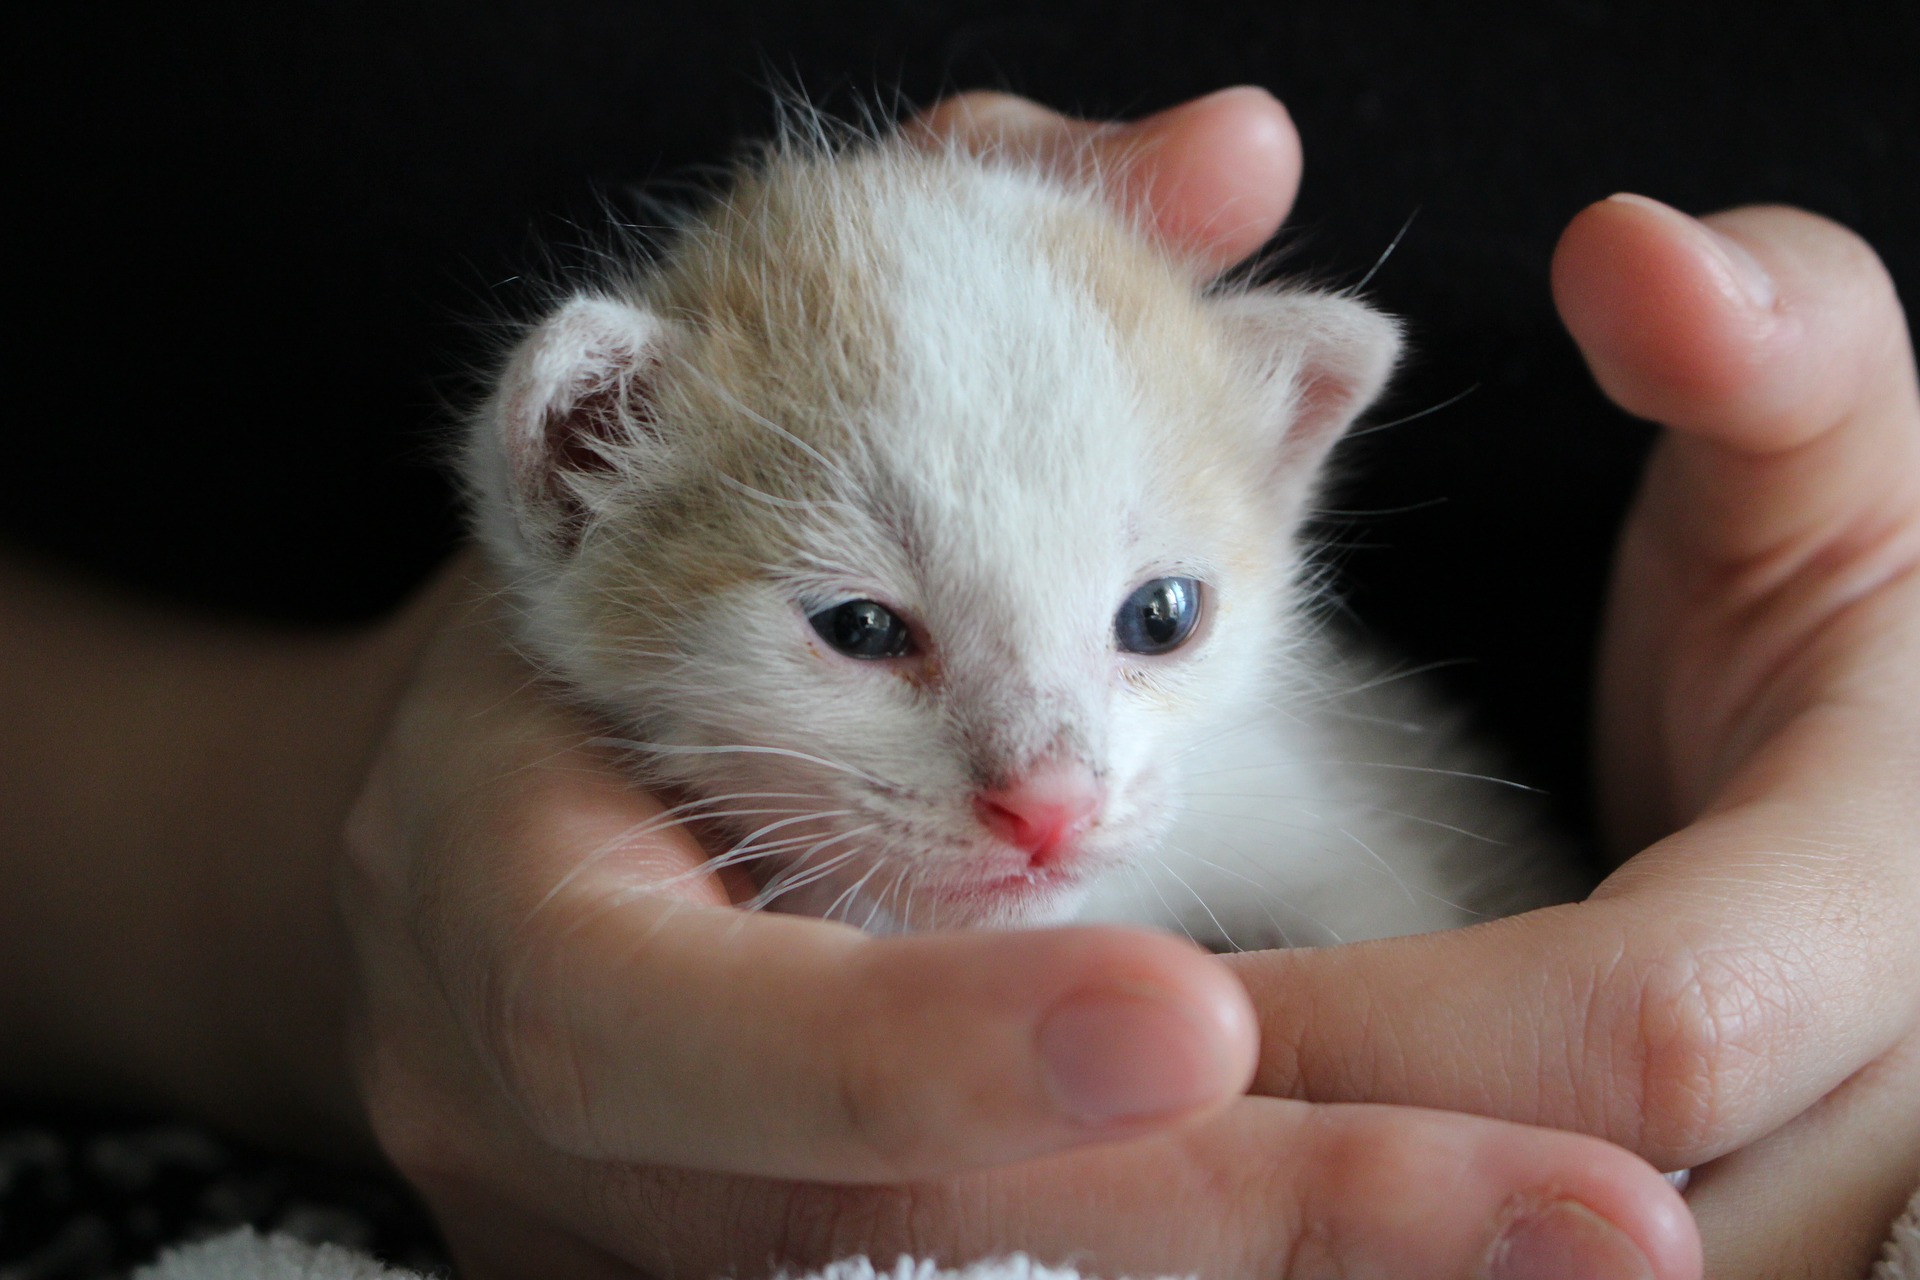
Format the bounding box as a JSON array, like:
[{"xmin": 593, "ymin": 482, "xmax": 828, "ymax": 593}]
[
  {"xmin": 1703, "ymin": 227, "xmax": 1777, "ymax": 310},
  {"xmin": 1121, "ymin": 85, "xmax": 1275, "ymax": 136},
  {"xmin": 947, "ymin": 93, "xmax": 1054, "ymax": 133},
  {"xmin": 1037, "ymin": 988, "xmax": 1227, "ymax": 1126},
  {"xmin": 1606, "ymin": 192, "xmax": 1776, "ymax": 310},
  {"xmin": 1488, "ymin": 1201, "xmax": 1656, "ymax": 1280}
]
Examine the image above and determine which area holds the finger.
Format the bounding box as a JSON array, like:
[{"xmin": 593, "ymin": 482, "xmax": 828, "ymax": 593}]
[
  {"xmin": 1221, "ymin": 204, "xmax": 1920, "ymax": 1169},
  {"xmin": 1551, "ymin": 197, "xmax": 1920, "ymax": 585},
  {"xmin": 346, "ymin": 589, "xmax": 1260, "ymax": 1183},
  {"xmin": 381, "ymin": 762, "xmax": 1258, "ymax": 1185},
  {"xmin": 1686, "ymin": 1028, "xmax": 1920, "ymax": 1279},
  {"xmin": 1555, "ymin": 198, "xmax": 1920, "ymax": 841},
  {"xmin": 1552, "ymin": 197, "xmax": 1919, "ymax": 457},
  {"xmin": 475, "ymin": 860, "xmax": 1256, "ymax": 1182},
  {"xmin": 502, "ymin": 1098, "xmax": 1698, "ymax": 1280},
  {"xmin": 1227, "ymin": 758, "xmax": 1920, "ymax": 1174},
  {"xmin": 912, "ymin": 87, "xmax": 1301, "ymax": 272}
]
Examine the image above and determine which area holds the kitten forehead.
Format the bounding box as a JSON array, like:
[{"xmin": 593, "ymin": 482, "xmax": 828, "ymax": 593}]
[{"xmin": 645, "ymin": 142, "xmax": 1260, "ymax": 586}]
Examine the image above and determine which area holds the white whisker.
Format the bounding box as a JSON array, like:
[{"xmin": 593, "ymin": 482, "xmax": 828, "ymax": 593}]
[
  {"xmin": 824, "ymin": 860, "xmax": 887, "ymax": 923},
  {"xmin": 594, "ymin": 738, "xmax": 889, "ymax": 786},
  {"xmin": 1149, "ymin": 855, "xmax": 1239, "ymax": 953}
]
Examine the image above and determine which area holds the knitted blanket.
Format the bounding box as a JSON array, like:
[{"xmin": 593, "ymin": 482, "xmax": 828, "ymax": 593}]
[{"xmin": 135, "ymin": 1186, "xmax": 1920, "ymax": 1280}]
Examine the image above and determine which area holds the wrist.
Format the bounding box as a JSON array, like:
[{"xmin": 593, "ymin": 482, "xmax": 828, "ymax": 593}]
[{"xmin": 0, "ymin": 554, "xmax": 469, "ymax": 1159}]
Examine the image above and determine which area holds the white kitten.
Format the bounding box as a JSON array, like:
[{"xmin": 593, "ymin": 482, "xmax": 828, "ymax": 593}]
[{"xmin": 465, "ymin": 124, "xmax": 1575, "ymax": 945}]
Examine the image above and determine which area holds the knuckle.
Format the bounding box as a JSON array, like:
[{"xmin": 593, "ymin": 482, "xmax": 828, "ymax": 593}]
[
  {"xmin": 1282, "ymin": 1114, "xmax": 1434, "ymax": 1280},
  {"xmin": 469, "ymin": 933, "xmax": 605, "ymax": 1158},
  {"xmin": 593, "ymin": 1169, "xmax": 921, "ymax": 1276},
  {"xmin": 1609, "ymin": 939, "xmax": 1798, "ymax": 1163},
  {"xmin": 771, "ymin": 1179, "xmax": 941, "ymax": 1268},
  {"xmin": 356, "ymin": 1041, "xmax": 474, "ymax": 1189},
  {"xmin": 338, "ymin": 779, "xmax": 411, "ymax": 912},
  {"xmin": 1280, "ymin": 1191, "xmax": 1352, "ymax": 1280},
  {"xmin": 827, "ymin": 1036, "xmax": 941, "ymax": 1180},
  {"xmin": 1158, "ymin": 1115, "xmax": 1350, "ymax": 1279}
]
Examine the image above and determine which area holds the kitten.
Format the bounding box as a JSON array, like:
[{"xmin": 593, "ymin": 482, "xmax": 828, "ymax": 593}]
[{"xmin": 464, "ymin": 123, "xmax": 1574, "ymax": 946}]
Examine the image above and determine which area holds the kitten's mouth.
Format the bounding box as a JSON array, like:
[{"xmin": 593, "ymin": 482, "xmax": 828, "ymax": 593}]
[{"xmin": 928, "ymin": 864, "xmax": 1087, "ymax": 904}]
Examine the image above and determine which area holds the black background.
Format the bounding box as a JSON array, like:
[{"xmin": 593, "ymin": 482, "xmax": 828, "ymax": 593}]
[{"xmin": 8, "ymin": 1, "xmax": 1918, "ymax": 824}]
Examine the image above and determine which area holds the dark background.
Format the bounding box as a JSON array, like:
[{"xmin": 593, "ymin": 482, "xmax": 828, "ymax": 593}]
[{"xmin": 8, "ymin": 0, "xmax": 1918, "ymax": 824}]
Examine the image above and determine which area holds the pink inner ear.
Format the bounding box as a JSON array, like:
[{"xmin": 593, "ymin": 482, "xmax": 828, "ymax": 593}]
[
  {"xmin": 540, "ymin": 357, "xmax": 658, "ymax": 551},
  {"xmin": 545, "ymin": 355, "xmax": 658, "ymax": 483},
  {"xmin": 1282, "ymin": 365, "xmax": 1362, "ymax": 464},
  {"xmin": 1209, "ymin": 288, "xmax": 1402, "ymax": 483},
  {"xmin": 501, "ymin": 296, "xmax": 663, "ymax": 554}
]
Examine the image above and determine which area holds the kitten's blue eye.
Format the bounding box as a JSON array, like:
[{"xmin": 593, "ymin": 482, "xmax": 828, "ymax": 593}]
[
  {"xmin": 1114, "ymin": 577, "xmax": 1202, "ymax": 655},
  {"xmin": 809, "ymin": 599, "xmax": 914, "ymax": 660}
]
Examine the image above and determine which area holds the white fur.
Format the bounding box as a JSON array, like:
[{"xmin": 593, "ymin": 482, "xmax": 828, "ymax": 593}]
[{"xmin": 464, "ymin": 126, "xmax": 1575, "ymax": 941}]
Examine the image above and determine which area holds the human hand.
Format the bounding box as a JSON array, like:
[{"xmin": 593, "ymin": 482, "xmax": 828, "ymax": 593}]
[
  {"xmin": 336, "ymin": 90, "xmax": 1698, "ymax": 1280},
  {"xmin": 1569, "ymin": 196, "xmax": 1920, "ymax": 1276},
  {"xmin": 1224, "ymin": 194, "xmax": 1920, "ymax": 1277}
]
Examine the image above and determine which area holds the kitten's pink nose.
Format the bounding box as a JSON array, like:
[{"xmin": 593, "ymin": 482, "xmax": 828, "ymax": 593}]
[{"xmin": 974, "ymin": 762, "xmax": 1103, "ymax": 866}]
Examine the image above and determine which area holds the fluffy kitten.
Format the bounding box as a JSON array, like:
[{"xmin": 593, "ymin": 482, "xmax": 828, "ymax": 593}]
[{"xmin": 465, "ymin": 125, "xmax": 1572, "ymax": 945}]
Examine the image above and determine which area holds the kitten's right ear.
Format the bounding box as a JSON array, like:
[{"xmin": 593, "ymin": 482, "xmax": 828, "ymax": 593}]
[
  {"xmin": 486, "ymin": 294, "xmax": 670, "ymax": 555},
  {"xmin": 1210, "ymin": 288, "xmax": 1402, "ymax": 502}
]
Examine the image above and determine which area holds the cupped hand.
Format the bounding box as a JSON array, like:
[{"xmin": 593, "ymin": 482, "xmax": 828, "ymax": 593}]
[
  {"xmin": 345, "ymin": 564, "xmax": 1256, "ymax": 1181},
  {"xmin": 1222, "ymin": 190, "xmax": 1920, "ymax": 1276},
  {"xmin": 336, "ymin": 89, "xmax": 1697, "ymax": 1280},
  {"xmin": 1567, "ymin": 196, "xmax": 1920, "ymax": 1276},
  {"xmin": 340, "ymin": 562, "xmax": 1692, "ymax": 1280}
]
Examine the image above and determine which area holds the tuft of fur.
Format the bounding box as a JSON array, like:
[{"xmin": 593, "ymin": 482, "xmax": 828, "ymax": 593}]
[{"xmin": 465, "ymin": 121, "xmax": 1578, "ymax": 941}]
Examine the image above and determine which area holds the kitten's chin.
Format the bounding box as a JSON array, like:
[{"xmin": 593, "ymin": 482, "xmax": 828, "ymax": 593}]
[
  {"xmin": 901, "ymin": 871, "xmax": 1097, "ymax": 931},
  {"xmin": 773, "ymin": 869, "xmax": 1096, "ymax": 933}
]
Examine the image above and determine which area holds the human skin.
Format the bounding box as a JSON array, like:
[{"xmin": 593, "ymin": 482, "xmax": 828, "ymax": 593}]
[{"xmin": 1, "ymin": 87, "xmax": 1914, "ymax": 1278}]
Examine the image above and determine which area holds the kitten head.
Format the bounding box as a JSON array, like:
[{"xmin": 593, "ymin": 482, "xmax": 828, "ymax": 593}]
[{"xmin": 467, "ymin": 136, "xmax": 1399, "ymax": 930}]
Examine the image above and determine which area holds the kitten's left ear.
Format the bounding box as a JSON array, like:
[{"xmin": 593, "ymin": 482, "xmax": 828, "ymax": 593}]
[
  {"xmin": 1212, "ymin": 287, "xmax": 1403, "ymax": 484},
  {"xmin": 477, "ymin": 294, "xmax": 674, "ymax": 558}
]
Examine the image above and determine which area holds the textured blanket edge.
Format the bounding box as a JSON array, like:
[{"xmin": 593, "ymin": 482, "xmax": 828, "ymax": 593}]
[
  {"xmin": 133, "ymin": 1186, "xmax": 1920, "ymax": 1280},
  {"xmin": 131, "ymin": 1232, "xmax": 1188, "ymax": 1280},
  {"xmin": 1876, "ymin": 1183, "xmax": 1920, "ymax": 1280}
]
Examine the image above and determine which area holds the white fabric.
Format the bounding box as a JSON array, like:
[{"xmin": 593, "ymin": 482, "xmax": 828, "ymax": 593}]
[
  {"xmin": 138, "ymin": 1194, "xmax": 1920, "ymax": 1280},
  {"xmin": 136, "ymin": 1231, "xmax": 424, "ymax": 1280},
  {"xmin": 1874, "ymin": 1184, "xmax": 1920, "ymax": 1280},
  {"xmin": 776, "ymin": 1256, "xmax": 1177, "ymax": 1280},
  {"xmin": 135, "ymin": 1235, "xmax": 1165, "ymax": 1280}
]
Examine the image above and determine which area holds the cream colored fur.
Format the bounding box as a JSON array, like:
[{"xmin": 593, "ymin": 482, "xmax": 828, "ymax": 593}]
[{"xmin": 466, "ymin": 126, "xmax": 1574, "ymax": 941}]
